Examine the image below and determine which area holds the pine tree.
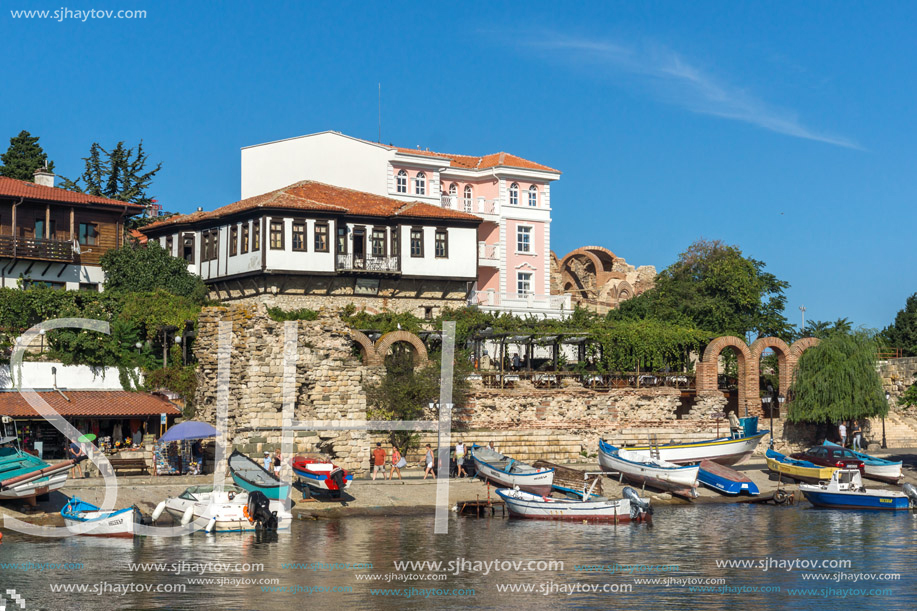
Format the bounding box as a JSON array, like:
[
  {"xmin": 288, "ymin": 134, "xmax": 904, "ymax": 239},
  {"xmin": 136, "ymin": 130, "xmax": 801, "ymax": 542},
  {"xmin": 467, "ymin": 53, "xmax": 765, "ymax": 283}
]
[
  {"xmin": 59, "ymin": 140, "xmax": 161, "ymax": 207},
  {"xmin": 0, "ymin": 130, "xmax": 55, "ymax": 181}
]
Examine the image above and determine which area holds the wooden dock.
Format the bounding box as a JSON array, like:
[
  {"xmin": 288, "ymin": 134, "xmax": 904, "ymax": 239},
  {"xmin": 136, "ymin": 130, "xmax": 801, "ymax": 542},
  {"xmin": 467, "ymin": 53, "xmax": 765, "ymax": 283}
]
[{"xmin": 457, "ymin": 498, "xmax": 506, "ymax": 517}]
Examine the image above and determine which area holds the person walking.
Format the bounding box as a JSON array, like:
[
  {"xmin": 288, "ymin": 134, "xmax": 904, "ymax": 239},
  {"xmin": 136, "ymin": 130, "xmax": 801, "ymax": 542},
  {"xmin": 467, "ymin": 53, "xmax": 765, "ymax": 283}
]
[
  {"xmin": 372, "ymin": 443, "xmax": 386, "ymax": 481},
  {"xmin": 838, "ymin": 421, "xmax": 847, "ymax": 447},
  {"xmin": 423, "ymin": 444, "xmax": 434, "ymax": 480},
  {"xmin": 68, "ymin": 439, "xmax": 85, "ymax": 479},
  {"xmin": 852, "ymin": 421, "xmax": 863, "ymax": 451},
  {"xmin": 389, "ymin": 445, "xmax": 404, "ymax": 482},
  {"xmin": 455, "ymin": 441, "xmax": 467, "ymax": 478},
  {"xmin": 272, "ymin": 449, "xmax": 282, "ymax": 477}
]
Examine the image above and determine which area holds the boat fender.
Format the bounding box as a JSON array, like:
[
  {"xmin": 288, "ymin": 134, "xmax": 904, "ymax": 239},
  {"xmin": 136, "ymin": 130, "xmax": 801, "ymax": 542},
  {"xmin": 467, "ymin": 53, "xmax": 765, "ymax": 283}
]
[
  {"xmin": 774, "ymin": 489, "xmax": 788, "ymax": 505},
  {"xmin": 180, "ymin": 506, "xmax": 195, "ymax": 526},
  {"xmin": 151, "ymin": 501, "xmax": 166, "ymax": 521},
  {"xmin": 204, "ymin": 517, "xmax": 217, "ymax": 533},
  {"xmin": 903, "ymin": 483, "xmax": 917, "ymax": 506}
]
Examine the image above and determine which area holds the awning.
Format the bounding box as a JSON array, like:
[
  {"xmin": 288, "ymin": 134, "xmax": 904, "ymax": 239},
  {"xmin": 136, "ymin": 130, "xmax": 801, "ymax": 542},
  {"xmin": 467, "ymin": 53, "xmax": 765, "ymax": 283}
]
[{"xmin": 0, "ymin": 391, "xmax": 181, "ymax": 418}]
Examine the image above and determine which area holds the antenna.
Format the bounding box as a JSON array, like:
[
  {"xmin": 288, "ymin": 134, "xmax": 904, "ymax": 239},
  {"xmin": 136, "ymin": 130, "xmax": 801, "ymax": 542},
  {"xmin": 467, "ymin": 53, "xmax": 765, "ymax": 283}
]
[
  {"xmin": 799, "ymin": 305, "xmax": 807, "ymax": 330},
  {"xmin": 378, "ymin": 83, "xmax": 382, "ymax": 143}
]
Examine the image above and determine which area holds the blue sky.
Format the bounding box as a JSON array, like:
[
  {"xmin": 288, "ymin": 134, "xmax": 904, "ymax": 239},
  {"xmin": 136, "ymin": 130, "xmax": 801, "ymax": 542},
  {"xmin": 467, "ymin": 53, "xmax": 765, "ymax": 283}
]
[{"xmin": 3, "ymin": 1, "xmax": 914, "ymax": 331}]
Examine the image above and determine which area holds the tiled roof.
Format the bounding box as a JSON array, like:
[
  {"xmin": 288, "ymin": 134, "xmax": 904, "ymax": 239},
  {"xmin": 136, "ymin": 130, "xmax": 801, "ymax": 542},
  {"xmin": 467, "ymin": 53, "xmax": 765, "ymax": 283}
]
[
  {"xmin": 391, "ymin": 146, "xmax": 560, "ymax": 173},
  {"xmin": 128, "ymin": 229, "xmax": 148, "ymax": 244},
  {"xmin": 0, "ymin": 177, "xmax": 145, "ymax": 209},
  {"xmin": 142, "ymin": 181, "xmax": 481, "ymax": 231},
  {"xmin": 0, "ymin": 391, "xmax": 181, "ymax": 418}
]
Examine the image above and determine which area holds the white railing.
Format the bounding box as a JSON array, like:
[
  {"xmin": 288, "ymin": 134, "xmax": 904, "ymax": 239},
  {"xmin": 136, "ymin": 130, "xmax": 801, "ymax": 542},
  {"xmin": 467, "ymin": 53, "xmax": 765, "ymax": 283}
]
[
  {"xmin": 469, "ymin": 291, "xmax": 571, "ymax": 311},
  {"xmin": 441, "ymin": 194, "xmax": 457, "ymax": 209},
  {"xmin": 441, "ymin": 194, "xmax": 500, "ymax": 216},
  {"xmin": 478, "ymin": 242, "xmax": 499, "ymax": 261}
]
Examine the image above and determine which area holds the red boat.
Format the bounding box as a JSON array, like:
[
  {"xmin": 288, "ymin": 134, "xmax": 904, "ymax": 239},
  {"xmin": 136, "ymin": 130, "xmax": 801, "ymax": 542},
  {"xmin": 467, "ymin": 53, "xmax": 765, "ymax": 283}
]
[{"xmin": 291, "ymin": 457, "xmax": 352, "ymax": 497}]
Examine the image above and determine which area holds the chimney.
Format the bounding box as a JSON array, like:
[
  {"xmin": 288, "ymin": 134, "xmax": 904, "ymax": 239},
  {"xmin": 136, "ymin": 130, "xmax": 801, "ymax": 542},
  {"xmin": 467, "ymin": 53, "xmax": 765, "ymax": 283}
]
[{"xmin": 33, "ymin": 166, "xmax": 55, "ymax": 188}]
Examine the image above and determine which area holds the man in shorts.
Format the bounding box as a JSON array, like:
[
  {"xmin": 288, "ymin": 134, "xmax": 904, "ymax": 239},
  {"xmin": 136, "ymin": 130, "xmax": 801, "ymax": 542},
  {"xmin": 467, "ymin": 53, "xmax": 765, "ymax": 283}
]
[{"xmin": 372, "ymin": 443, "xmax": 386, "ymax": 480}]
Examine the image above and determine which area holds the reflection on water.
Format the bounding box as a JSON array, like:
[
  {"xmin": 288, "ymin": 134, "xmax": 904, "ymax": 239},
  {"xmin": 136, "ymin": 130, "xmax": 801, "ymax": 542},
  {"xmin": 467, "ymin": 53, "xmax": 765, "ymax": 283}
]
[{"xmin": 1, "ymin": 504, "xmax": 916, "ymax": 610}]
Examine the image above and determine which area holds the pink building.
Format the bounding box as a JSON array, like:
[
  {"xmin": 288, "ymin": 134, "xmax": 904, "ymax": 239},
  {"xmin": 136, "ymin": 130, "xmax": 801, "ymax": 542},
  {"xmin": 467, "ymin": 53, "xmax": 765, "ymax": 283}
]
[{"xmin": 241, "ymin": 131, "xmax": 570, "ymax": 318}]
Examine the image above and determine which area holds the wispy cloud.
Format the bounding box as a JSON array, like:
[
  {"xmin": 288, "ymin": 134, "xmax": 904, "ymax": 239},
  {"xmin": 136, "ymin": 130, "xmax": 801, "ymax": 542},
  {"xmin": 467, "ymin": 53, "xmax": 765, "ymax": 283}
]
[{"xmin": 521, "ymin": 34, "xmax": 859, "ymax": 150}]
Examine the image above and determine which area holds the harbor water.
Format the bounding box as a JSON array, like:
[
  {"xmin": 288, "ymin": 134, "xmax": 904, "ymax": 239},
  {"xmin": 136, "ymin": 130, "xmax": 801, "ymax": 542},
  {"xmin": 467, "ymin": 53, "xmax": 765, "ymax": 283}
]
[{"xmin": 2, "ymin": 503, "xmax": 916, "ymax": 610}]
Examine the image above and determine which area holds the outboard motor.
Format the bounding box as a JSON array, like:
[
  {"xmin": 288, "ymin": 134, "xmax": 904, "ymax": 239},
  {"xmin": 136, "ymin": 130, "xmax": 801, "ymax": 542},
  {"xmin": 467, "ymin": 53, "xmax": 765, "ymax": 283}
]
[
  {"xmin": 329, "ymin": 467, "xmax": 345, "ymax": 498},
  {"xmin": 622, "ymin": 486, "xmax": 653, "ymax": 520},
  {"xmin": 247, "ymin": 490, "xmax": 278, "ymax": 530},
  {"xmin": 903, "ymin": 483, "xmax": 917, "ymax": 508}
]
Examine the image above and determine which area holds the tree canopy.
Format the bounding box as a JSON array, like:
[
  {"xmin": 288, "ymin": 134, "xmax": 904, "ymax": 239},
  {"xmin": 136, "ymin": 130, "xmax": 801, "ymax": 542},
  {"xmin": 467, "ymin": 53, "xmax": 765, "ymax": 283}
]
[
  {"xmin": 787, "ymin": 330, "xmax": 887, "ymax": 423},
  {"xmin": 60, "ymin": 140, "xmax": 161, "ymax": 208},
  {"xmin": 0, "ymin": 130, "xmax": 55, "ymax": 181},
  {"xmin": 610, "ymin": 239, "xmax": 792, "ymax": 340},
  {"xmin": 881, "ymin": 292, "xmax": 917, "ymax": 357},
  {"xmin": 101, "ymin": 241, "xmax": 208, "ymax": 303}
]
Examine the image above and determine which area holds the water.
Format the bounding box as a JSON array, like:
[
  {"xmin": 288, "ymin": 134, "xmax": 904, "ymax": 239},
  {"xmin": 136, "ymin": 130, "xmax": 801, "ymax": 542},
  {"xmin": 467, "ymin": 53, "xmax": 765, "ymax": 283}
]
[{"xmin": 1, "ymin": 504, "xmax": 915, "ymax": 610}]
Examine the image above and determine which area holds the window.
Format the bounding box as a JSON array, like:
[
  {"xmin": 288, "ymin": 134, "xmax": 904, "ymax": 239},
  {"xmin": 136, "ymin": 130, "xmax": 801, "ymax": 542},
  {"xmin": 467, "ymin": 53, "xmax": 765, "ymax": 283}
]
[
  {"xmin": 270, "ymin": 220, "xmax": 284, "ymax": 249},
  {"xmin": 165, "ymin": 235, "xmax": 174, "ymax": 254},
  {"xmin": 314, "ymin": 222, "xmax": 328, "ymax": 252},
  {"xmin": 517, "ymin": 272, "xmax": 533, "ymax": 295},
  {"xmin": 78, "ymin": 223, "xmax": 98, "ymax": 245},
  {"xmin": 434, "ymin": 228, "xmax": 448, "ymax": 258},
  {"xmin": 509, "ymin": 182, "xmax": 519, "ymax": 206},
  {"xmin": 371, "ymin": 228, "xmax": 386, "ymax": 257},
  {"xmin": 229, "ymin": 225, "xmax": 238, "ymax": 256},
  {"xmin": 292, "ymin": 221, "xmax": 306, "ymax": 251},
  {"xmin": 528, "ymin": 185, "xmax": 538, "ymax": 207},
  {"xmin": 201, "ymin": 229, "xmax": 220, "ymax": 261},
  {"xmin": 390, "ymin": 226, "xmax": 400, "ymax": 257},
  {"xmin": 183, "ymin": 233, "xmax": 195, "ymax": 263},
  {"xmin": 396, "ymin": 170, "xmax": 407, "ymax": 194},
  {"xmin": 424, "ymin": 306, "xmax": 434, "ymax": 320},
  {"xmin": 448, "ymin": 183, "xmax": 457, "ymax": 205},
  {"xmin": 463, "ymin": 185, "xmax": 473, "ymax": 212},
  {"xmin": 34, "ymin": 219, "xmax": 45, "ymax": 239},
  {"xmin": 252, "ymin": 222, "xmax": 260, "ymax": 251},
  {"xmin": 241, "ymin": 223, "xmax": 249, "ymax": 253},
  {"xmin": 79, "ymin": 282, "xmax": 99, "ymax": 292},
  {"xmin": 410, "ymin": 227, "xmax": 423, "ymax": 257},
  {"xmin": 337, "ymin": 226, "xmax": 347, "ymax": 254},
  {"xmin": 415, "ymin": 171, "xmax": 426, "ymax": 196},
  {"xmin": 516, "ymin": 226, "xmax": 532, "ymax": 253}
]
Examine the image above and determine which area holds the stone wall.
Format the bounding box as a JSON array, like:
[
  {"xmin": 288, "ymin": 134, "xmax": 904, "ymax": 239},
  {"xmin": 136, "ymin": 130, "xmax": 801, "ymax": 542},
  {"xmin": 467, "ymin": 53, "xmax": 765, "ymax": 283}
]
[{"xmin": 879, "ymin": 356, "xmax": 917, "ymax": 396}]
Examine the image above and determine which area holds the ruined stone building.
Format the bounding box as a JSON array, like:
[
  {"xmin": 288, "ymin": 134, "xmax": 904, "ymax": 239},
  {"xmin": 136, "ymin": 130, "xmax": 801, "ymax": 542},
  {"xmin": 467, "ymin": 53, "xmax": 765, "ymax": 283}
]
[{"xmin": 551, "ymin": 246, "xmax": 656, "ymax": 314}]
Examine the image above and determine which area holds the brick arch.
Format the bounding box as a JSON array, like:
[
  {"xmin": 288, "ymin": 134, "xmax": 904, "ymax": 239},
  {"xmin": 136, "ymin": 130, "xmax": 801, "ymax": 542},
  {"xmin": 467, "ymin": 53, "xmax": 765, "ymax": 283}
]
[
  {"xmin": 750, "ymin": 337, "xmax": 792, "ymax": 395},
  {"xmin": 790, "ymin": 337, "xmax": 820, "ymax": 359},
  {"xmin": 615, "ymin": 280, "xmax": 634, "ymax": 301},
  {"xmin": 373, "ymin": 330, "xmax": 429, "ymax": 367},
  {"xmin": 349, "ymin": 330, "xmax": 380, "ymax": 366},
  {"xmin": 697, "ymin": 336, "xmax": 755, "ymax": 414}
]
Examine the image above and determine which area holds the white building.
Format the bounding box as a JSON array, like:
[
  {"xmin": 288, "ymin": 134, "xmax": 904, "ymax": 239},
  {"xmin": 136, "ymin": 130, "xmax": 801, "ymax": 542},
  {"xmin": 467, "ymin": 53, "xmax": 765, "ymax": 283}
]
[{"xmin": 240, "ymin": 131, "xmax": 570, "ymax": 318}]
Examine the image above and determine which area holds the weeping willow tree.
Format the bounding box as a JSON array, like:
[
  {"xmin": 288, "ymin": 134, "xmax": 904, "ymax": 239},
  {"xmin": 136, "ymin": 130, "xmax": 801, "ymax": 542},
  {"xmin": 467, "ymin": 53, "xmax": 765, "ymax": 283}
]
[{"xmin": 787, "ymin": 330, "xmax": 887, "ymax": 423}]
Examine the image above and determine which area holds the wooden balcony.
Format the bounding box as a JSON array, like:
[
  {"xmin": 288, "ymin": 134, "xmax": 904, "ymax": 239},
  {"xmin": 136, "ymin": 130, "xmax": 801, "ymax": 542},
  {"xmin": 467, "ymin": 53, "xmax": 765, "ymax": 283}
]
[{"xmin": 0, "ymin": 235, "xmax": 74, "ymax": 262}]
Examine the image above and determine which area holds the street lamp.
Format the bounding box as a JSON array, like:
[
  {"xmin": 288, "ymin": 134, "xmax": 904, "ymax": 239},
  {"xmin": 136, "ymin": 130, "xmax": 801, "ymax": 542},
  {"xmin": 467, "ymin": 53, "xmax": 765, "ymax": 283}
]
[
  {"xmin": 761, "ymin": 395, "xmax": 772, "ymax": 446},
  {"xmin": 777, "ymin": 394, "xmax": 785, "ymax": 445},
  {"xmin": 883, "ymin": 391, "xmax": 890, "ymax": 449}
]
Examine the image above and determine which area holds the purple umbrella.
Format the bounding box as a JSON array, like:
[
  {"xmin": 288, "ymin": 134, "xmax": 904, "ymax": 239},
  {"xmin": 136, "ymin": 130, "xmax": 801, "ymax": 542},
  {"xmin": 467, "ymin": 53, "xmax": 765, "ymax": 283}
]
[{"xmin": 159, "ymin": 421, "xmax": 217, "ymax": 442}]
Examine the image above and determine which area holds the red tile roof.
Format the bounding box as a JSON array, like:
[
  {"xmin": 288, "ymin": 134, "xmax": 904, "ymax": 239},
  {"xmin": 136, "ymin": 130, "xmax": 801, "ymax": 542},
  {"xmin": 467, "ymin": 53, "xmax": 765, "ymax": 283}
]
[
  {"xmin": 391, "ymin": 146, "xmax": 560, "ymax": 173},
  {"xmin": 0, "ymin": 391, "xmax": 181, "ymax": 418},
  {"xmin": 128, "ymin": 229, "xmax": 148, "ymax": 244},
  {"xmin": 0, "ymin": 177, "xmax": 145, "ymax": 209},
  {"xmin": 142, "ymin": 180, "xmax": 481, "ymax": 231}
]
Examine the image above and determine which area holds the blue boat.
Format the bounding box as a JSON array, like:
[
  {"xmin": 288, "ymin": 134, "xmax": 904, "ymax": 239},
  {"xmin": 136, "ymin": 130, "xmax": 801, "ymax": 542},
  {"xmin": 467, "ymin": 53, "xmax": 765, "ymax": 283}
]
[
  {"xmin": 799, "ymin": 469, "xmax": 917, "ymax": 510},
  {"xmin": 697, "ymin": 460, "xmax": 759, "ymax": 496},
  {"xmin": 823, "ymin": 440, "xmax": 903, "ymax": 484},
  {"xmin": 0, "ymin": 417, "xmax": 72, "ymax": 502},
  {"xmin": 61, "ymin": 497, "xmax": 141, "ymax": 537},
  {"xmin": 228, "ymin": 450, "xmax": 291, "ymax": 501}
]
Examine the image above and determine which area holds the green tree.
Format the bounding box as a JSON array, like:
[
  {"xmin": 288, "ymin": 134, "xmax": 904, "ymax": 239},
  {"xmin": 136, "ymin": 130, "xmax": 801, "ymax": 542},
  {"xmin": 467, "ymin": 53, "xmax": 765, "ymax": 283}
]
[
  {"xmin": 787, "ymin": 330, "xmax": 887, "ymax": 424},
  {"xmin": 0, "ymin": 130, "xmax": 55, "ymax": 181},
  {"xmin": 101, "ymin": 242, "xmax": 208, "ymax": 303},
  {"xmin": 611, "ymin": 239, "xmax": 792, "ymax": 339},
  {"xmin": 881, "ymin": 292, "xmax": 917, "ymax": 357},
  {"xmin": 60, "ymin": 140, "xmax": 161, "ymax": 208}
]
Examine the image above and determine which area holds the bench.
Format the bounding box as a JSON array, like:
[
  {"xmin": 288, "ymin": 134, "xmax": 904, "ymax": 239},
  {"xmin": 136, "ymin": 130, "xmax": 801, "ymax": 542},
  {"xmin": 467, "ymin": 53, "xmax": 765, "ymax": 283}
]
[{"xmin": 107, "ymin": 458, "xmax": 150, "ymax": 475}]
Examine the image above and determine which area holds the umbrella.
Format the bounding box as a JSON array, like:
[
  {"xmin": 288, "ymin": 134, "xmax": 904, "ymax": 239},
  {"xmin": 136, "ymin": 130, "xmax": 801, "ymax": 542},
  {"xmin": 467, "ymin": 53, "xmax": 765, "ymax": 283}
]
[
  {"xmin": 159, "ymin": 421, "xmax": 217, "ymax": 443},
  {"xmin": 76, "ymin": 433, "xmax": 96, "ymax": 443}
]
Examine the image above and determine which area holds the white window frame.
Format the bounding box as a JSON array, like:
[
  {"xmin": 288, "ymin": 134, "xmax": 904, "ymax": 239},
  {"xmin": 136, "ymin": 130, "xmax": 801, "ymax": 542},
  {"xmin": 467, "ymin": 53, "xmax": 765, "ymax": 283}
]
[
  {"xmin": 396, "ymin": 170, "xmax": 407, "ymax": 193},
  {"xmin": 463, "ymin": 185, "xmax": 473, "ymax": 212},
  {"xmin": 415, "ymin": 171, "xmax": 426, "ymax": 196},
  {"xmin": 516, "ymin": 225, "xmax": 532, "ymax": 254},
  {"xmin": 528, "ymin": 185, "xmax": 538, "ymax": 207},
  {"xmin": 517, "ymin": 271, "xmax": 533, "ymax": 296},
  {"xmin": 509, "ymin": 182, "xmax": 519, "ymax": 206}
]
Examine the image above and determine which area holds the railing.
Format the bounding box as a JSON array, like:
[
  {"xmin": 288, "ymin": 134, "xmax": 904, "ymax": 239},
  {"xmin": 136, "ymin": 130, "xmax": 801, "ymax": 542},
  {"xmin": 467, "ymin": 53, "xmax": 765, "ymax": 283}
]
[
  {"xmin": 478, "ymin": 242, "xmax": 499, "ymax": 261},
  {"xmin": 469, "ymin": 290, "xmax": 572, "ymax": 311},
  {"xmin": 0, "ymin": 235, "xmax": 74, "ymax": 262},
  {"xmin": 471, "ymin": 371, "xmax": 696, "ymax": 390},
  {"xmin": 441, "ymin": 195, "xmax": 496, "ymax": 215},
  {"xmin": 335, "ymin": 253, "xmax": 400, "ymax": 273},
  {"xmin": 877, "ymin": 348, "xmax": 904, "ymax": 359}
]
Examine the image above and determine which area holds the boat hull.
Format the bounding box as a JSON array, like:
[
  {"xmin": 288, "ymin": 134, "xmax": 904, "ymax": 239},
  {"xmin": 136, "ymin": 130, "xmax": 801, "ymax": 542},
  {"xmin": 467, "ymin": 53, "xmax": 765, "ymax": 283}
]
[
  {"xmin": 63, "ymin": 503, "xmax": 140, "ymax": 538},
  {"xmin": 0, "ymin": 471, "xmax": 68, "ymax": 500},
  {"xmin": 230, "ymin": 473, "xmax": 291, "ymax": 501},
  {"xmin": 495, "ymin": 488, "xmax": 648, "ymax": 523},
  {"xmin": 472, "ymin": 460, "xmax": 553, "ymax": 495},
  {"xmin": 800, "ymin": 489, "xmax": 911, "ymax": 510},
  {"xmin": 291, "ymin": 461, "xmax": 353, "ymax": 492},
  {"xmin": 228, "ymin": 451, "xmax": 291, "ymax": 500},
  {"xmin": 697, "ymin": 460, "xmax": 759, "ymax": 496},
  {"xmin": 822, "ymin": 441, "xmax": 902, "ymax": 483},
  {"xmin": 161, "ymin": 487, "xmax": 292, "ymax": 532},
  {"xmin": 626, "ymin": 432, "xmax": 769, "ymax": 466},
  {"xmin": 765, "ymin": 456, "xmax": 836, "ymax": 484},
  {"xmin": 598, "ymin": 441, "xmax": 698, "ymax": 497}
]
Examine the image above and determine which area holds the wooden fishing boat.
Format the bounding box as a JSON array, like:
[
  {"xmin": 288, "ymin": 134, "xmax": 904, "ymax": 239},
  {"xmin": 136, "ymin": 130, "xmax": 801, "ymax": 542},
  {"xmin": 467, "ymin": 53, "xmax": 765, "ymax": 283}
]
[
  {"xmin": 799, "ymin": 469, "xmax": 917, "ymax": 510},
  {"xmin": 228, "ymin": 450, "xmax": 291, "ymax": 500},
  {"xmin": 765, "ymin": 448, "xmax": 837, "ymax": 484},
  {"xmin": 697, "ymin": 460, "xmax": 759, "ymax": 496},
  {"xmin": 598, "ymin": 440, "xmax": 698, "ymax": 498},
  {"xmin": 470, "ymin": 446, "xmax": 554, "ymax": 495},
  {"xmin": 625, "ymin": 418, "xmax": 768, "ymax": 466},
  {"xmin": 152, "ymin": 484, "xmax": 292, "ymax": 533},
  {"xmin": 0, "ymin": 417, "xmax": 72, "ymax": 503},
  {"xmin": 495, "ymin": 486, "xmax": 652, "ymax": 523},
  {"xmin": 823, "ymin": 441, "xmax": 903, "ymax": 484},
  {"xmin": 61, "ymin": 497, "xmax": 141, "ymax": 538},
  {"xmin": 291, "ymin": 457, "xmax": 352, "ymax": 496}
]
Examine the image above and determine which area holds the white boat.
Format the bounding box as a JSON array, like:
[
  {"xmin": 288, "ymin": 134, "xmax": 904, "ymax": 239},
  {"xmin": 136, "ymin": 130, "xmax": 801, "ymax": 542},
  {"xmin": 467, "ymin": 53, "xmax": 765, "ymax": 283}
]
[
  {"xmin": 495, "ymin": 486, "xmax": 652, "ymax": 523},
  {"xmin": 61, "ymin": 497, "xmax": 141, "ymax": 538},
  {"xmin": 799, "ymin": 469, "xmax": 917, "ymax": 510},
  {"xmin": 0, "ymin": 417, "xmax": 71, "ymax": 502},
  {"xmin": 823, "ymin": 441, "xmax": 903, "ymax": 484},
  {"xmin": 598, "ymin": 440, "xmax": 699, "ymax": 498},
  {"xmin": 470, "ymin": 445, "xmax": 554, "ymax": 495},
  {"xmin": 152, "ymin": 484, "xmax": 292, "ymax": 533},
  {"xmin": 624, "ymin": 418, "xmax": 768, "ymax": 466}
]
